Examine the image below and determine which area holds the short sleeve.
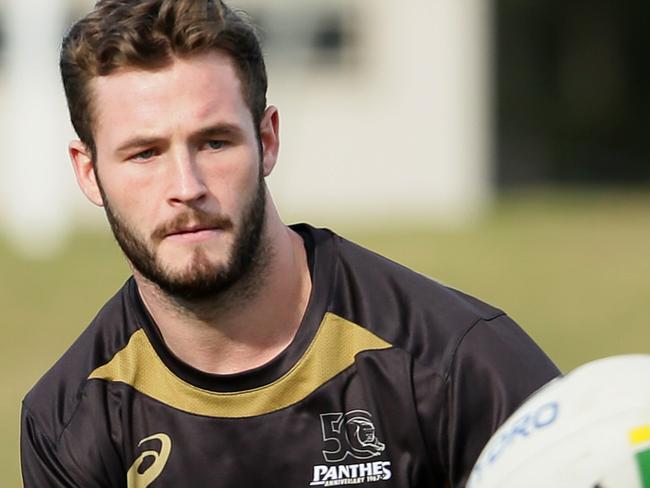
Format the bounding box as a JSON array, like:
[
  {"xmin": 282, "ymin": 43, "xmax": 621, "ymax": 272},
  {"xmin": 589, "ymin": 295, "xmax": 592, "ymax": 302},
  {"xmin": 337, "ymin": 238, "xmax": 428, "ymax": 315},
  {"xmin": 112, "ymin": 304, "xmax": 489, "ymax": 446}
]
[
  {"xmin": 21, "ymin": 405, "xmax": 78, "ymax": 488},
  {"xmin": 21, "ymin": 397, "xmax": 124, "ymax": 488},
  {"xmin": 444, "ymin": 314, "xmax": 560, "ymax": 486},
  {"xmin": 413, "ymin": 313, "xmax": 560, "ymax": 487}
]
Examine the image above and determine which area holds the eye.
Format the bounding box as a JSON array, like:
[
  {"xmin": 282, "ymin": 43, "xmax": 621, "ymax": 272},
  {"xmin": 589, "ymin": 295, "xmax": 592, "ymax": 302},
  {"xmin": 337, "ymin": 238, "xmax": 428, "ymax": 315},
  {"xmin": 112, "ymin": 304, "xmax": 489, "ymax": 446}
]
[
  {"xmin": 131, "ymin": 149, "xmax": 157, "ymax": 161},
  {"xmin": 205, "ymin": 140, "xmax": 225, "ymax": 150}
]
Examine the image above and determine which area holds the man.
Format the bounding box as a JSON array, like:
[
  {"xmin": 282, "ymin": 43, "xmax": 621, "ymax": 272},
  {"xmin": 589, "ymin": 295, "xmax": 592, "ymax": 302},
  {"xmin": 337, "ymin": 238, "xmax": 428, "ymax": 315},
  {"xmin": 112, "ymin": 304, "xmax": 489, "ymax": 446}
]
[{"xmin": 21, "ymin": 1, "xmax": 559, "ymax": 487}]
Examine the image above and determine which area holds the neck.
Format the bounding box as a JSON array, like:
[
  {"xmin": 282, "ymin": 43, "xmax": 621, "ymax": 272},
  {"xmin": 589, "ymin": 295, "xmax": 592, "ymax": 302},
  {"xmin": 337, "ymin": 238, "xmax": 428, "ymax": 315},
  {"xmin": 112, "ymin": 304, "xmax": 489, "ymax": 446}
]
[{"xmin": 134, "ymin": 212, "xmax": 312, "ymax": 375}]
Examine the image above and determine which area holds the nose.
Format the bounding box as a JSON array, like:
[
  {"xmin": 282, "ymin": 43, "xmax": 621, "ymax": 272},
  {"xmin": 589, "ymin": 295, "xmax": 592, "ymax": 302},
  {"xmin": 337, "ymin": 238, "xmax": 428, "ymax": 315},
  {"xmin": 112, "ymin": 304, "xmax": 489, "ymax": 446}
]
[{"xmin": 167, "ymin": 148, "xmax": 208, "ymax": 206}]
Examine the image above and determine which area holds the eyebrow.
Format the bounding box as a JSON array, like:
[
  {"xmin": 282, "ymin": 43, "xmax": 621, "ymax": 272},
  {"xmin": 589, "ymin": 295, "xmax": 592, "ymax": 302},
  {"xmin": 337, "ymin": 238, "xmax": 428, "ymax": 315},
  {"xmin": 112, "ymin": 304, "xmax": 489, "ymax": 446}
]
[
  {"xmin": 114, "ymin": 123, "xmax": 245, "ymax": 155},
  {"xmin": 192, "ymin": 123, "xmax": 244, "ymax": 142},
  {"xmin": 115, "ymin": 136, "xmax": 166, "ymax": 155}
]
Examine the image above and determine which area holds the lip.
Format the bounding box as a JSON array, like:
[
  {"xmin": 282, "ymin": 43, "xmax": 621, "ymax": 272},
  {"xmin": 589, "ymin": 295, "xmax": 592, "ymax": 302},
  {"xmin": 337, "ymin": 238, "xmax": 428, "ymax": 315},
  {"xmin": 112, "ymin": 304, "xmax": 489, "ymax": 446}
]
[
  {"xmin": 164, "ymin": 227, "xmax": 223, "ymax": 243},
  {"xmin": 167, "ymin": 225, "xmax": 215, "ymax": 236}
]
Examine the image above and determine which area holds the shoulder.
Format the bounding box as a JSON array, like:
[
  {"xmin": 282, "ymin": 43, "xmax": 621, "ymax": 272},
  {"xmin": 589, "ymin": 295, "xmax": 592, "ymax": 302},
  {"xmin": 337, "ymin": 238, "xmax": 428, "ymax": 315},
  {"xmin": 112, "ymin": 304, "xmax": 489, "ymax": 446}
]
[
  {"xmin": 315, "ymin": 228, "xmax": 556, "ymax": 378},
  {"xmin": 328, "ymin": 233, "xmax": 498, "ymax": 344},
  {"xmin": 331, "ymin": 230, "xmax": 501, "ymax": 317},
  {"xmin": 22, "ymin": 280, "xmax": 139, "ymax": 442}
]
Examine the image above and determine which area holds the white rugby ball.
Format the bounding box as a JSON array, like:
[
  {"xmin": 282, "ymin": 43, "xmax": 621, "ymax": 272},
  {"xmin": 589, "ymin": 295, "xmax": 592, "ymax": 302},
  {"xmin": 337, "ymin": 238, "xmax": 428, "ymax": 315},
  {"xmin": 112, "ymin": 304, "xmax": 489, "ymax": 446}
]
[{"xmin": 467, "ymin": 355, "xmax": 650, "ymax": 488}]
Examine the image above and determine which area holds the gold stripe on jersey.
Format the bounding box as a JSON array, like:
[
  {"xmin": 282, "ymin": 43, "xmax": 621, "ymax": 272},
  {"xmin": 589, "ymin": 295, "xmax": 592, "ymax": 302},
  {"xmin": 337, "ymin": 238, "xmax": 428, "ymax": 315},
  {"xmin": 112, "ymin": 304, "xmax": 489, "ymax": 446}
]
[{"xmin": 88, "ymin": 312, "xmax": 392, "ymax": 418}]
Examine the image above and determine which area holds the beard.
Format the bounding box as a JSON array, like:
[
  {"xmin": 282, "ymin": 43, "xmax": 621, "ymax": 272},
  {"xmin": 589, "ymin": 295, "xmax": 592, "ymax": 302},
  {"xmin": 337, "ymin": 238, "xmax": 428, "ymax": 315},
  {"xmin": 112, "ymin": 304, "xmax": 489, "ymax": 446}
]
[{"xmin": 99, "ymin": 170, "xmax": 268, "ymax": 303}]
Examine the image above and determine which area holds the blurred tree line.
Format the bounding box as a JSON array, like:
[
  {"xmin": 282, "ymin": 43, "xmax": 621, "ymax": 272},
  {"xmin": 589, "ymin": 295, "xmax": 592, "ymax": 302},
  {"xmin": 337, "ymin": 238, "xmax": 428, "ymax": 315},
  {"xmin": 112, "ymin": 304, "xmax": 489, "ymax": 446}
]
[{"xmin": 497, "ymin": 0, "xmax": 649, "ymax": 185}]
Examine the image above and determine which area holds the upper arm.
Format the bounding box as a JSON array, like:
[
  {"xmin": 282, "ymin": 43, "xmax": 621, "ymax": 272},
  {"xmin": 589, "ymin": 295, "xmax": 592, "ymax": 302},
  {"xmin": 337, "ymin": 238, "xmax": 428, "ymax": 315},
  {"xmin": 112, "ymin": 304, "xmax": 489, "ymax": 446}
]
[
  {"xmin": 414, "ymin": 314, "xmax": 560, "ymax": 488},
  {"xmin": 21, "ymin": 397, "xmax": 124, "ymax": 488},
  {"xmin": 21, "ymin": 405, "xmax": 79, "ymax": 488},
  {"xmin": 446, "ymin": 314, "xmax": 560, "ymax": 486}
]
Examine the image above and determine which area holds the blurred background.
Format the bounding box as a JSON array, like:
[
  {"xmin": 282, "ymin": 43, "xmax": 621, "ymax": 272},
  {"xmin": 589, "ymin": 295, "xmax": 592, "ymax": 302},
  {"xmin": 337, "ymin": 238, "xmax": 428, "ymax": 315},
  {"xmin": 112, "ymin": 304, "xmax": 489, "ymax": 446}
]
[{"xmin": 1, "ymin": 0, "xmax": 648, "ymax": 485}]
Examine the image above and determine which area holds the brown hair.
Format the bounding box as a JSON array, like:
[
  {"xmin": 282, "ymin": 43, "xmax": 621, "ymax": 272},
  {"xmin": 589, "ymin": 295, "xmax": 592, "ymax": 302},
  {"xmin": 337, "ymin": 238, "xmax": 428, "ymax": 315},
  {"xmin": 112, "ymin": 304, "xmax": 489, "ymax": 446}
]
[{"xmin": 60, "ymin": 0, "xmax": 267, "ymax": 161}]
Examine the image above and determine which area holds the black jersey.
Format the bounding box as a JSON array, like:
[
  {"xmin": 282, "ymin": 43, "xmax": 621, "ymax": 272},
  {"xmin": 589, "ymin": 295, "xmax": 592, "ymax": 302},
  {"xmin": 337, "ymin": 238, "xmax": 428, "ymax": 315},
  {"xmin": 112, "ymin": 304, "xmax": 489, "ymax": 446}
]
[{"xmin": 21, "ymin": 224, "xmax": 559, "ymax": 488}]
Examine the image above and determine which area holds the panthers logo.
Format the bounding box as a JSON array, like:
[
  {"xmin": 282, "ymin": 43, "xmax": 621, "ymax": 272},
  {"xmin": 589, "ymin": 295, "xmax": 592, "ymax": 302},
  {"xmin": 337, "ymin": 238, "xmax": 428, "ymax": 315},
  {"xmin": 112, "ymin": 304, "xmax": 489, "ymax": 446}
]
[{"xmin": 320, "ymin": 410, "xmax": 386, "ymax": 462}]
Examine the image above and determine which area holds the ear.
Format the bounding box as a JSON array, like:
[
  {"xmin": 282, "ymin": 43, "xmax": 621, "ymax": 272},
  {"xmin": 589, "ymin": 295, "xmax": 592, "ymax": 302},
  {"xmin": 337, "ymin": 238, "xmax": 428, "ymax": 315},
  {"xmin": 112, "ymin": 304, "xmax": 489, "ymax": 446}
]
[
  {"xmin": 69, "ymin": 140, "xmax": 104, "ymax": 207},
  {"xmin": 259, "ymin": 106, "xmax": 280, "ymax": 177}
]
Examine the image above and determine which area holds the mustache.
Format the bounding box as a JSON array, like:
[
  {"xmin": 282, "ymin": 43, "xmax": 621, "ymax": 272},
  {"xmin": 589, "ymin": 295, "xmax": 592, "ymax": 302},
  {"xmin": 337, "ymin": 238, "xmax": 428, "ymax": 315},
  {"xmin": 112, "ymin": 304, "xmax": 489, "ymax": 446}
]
[{"xmin": 152, "ymin": 210, "xmax": 234, "ymax": 241}]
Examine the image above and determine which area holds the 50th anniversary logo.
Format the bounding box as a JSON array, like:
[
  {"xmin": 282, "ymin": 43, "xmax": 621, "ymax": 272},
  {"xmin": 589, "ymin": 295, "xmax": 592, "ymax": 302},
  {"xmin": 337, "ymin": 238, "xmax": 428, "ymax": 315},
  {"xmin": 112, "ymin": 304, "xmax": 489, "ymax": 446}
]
[{"xmin": 310, "ymin": 410, "xmax": 392, "ymax": 486}]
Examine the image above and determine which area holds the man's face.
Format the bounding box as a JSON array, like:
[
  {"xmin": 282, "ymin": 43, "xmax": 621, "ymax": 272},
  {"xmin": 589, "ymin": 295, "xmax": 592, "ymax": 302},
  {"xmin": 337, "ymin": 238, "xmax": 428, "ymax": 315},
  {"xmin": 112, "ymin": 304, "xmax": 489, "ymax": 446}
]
[{"xmin": 82, "ymin": 51, "xmax": 275, "ymax": 300}]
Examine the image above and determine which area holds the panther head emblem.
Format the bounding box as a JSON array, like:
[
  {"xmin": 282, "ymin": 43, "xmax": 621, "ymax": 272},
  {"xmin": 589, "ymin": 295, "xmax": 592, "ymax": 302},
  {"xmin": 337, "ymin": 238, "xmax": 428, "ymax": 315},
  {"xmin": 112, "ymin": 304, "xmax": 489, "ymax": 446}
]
[{"xmin": 345, "ymin": 416, "xmax": 386, "ymax": 456}]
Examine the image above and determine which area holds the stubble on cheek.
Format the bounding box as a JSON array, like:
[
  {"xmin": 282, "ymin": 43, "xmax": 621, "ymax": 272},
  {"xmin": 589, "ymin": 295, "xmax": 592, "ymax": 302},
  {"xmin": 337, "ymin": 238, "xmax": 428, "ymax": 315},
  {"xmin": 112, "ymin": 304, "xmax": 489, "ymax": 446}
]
[{"xmin": 105, "ymin": 201, "xmax": 231, "ymax": 283}]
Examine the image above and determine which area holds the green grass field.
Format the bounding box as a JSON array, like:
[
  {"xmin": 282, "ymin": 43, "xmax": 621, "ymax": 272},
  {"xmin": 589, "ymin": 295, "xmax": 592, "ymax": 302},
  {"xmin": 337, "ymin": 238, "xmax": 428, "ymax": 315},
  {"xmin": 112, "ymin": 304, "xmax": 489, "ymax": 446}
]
[{"xmin": 2, "ymin": 188, "xmax": 649, "ymax": 486}]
